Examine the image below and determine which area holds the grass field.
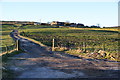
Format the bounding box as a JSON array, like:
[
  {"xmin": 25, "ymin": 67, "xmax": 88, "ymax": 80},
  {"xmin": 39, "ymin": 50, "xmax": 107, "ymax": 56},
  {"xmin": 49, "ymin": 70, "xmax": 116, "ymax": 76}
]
[
  {"xmin": 1, "ymin": 25, "xmax": 17, "ymax": 53},
  {"xmin": 20, "ymin": 28, "xmax": 118, "ymax": 50},
  {"xmin": 1, "ymin": 25, "xmax": 119, "ymax": 61},
  {"xmin": 19, "ymin": 27, "xmax": 119, "ymax": 61},
  {"xmin": 1, "ymin": 25, "xmax": 55, "ymax": 53}
]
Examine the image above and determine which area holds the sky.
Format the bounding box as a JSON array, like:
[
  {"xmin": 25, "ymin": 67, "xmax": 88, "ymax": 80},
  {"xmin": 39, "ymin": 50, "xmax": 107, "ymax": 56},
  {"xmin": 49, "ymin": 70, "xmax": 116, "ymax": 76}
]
[{"xmin": 0, "ymin": 0, "xmax": 119, "ymax": 27}]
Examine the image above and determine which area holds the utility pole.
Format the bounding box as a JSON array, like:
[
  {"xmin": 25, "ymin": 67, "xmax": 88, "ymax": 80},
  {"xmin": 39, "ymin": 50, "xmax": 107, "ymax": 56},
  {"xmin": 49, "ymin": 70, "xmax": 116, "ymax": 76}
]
[
  {"xmin": 97, "ymin": 23, "xmax": 100, "ymax": 27},
  {"xmin": 52, "ymin": 38, "xmax": 55, "ymax": 51},
  {"xmin": 40, "ymin": 19, "xmax": 41, "ymax": 24}
]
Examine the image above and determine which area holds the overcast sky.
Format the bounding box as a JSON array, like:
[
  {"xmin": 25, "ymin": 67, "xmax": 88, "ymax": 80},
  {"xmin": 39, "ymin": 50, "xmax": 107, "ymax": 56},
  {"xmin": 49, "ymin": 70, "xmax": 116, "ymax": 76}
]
[{"xmin": 0, "ymin": 0, "xmax": 119, "ymax": 27}]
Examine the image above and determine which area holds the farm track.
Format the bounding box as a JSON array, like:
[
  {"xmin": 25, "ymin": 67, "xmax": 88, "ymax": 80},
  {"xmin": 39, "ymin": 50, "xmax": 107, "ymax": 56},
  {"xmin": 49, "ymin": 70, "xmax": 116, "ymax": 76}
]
[{"xmin": 3, "ymin": 30, "xmax": 120, "ymax": 79}]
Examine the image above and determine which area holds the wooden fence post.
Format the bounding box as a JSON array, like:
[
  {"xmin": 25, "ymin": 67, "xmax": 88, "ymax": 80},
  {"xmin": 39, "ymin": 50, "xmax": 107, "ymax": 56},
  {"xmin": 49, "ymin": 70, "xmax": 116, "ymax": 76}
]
[
  {"xmin": 103, "ymin": 43, "xmax": 105, "ymax": 51},
  {"xmin": 52, "ymin": 38, "xmax": 55, "ymax": 51},
  {"xmin": 5, "ymin": 45, "xmax": 8, "ymax": 53},
  {"xmin": 83, "ymin": 42, "xmax": 87, "ymax": 52},
  {"xmin": 16, "ymin": 40, "xmax": 19, "ymax": 51}
]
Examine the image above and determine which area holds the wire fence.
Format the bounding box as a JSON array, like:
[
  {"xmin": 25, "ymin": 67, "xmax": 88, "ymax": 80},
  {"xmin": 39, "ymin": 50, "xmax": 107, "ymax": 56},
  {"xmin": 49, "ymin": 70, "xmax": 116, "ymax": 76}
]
[{"xmin": 1, "ymin": 43, "xmax": 17, "ymax": 56}]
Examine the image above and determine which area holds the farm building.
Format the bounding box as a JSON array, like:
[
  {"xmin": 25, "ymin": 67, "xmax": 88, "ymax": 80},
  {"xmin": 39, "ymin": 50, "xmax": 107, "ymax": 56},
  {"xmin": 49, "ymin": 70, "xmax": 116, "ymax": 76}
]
[{"xmin": 51, "ymin": 21, "xmax": 65, "ymax": 27}]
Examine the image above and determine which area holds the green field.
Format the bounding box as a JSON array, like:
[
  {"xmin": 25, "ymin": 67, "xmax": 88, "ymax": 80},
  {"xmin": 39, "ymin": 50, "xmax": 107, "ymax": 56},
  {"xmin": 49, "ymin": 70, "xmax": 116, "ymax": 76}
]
[
  {"xmin": 1, "ymin": 25, "xmax": 17, "ymax": 53},
  {"xmin": 1, "ymin": 25, "xmax": 119, "ymax": 61},
  {"xmin": 1, "ymin": 25, "xmax": 54, "ymax": 53},
  {"xmin": 20, "ymin": 28, "xmax": 118, "ymax": 51},
  {"xmin": 19, "ymin": 27, "xmax": 119, "ymax": 61}
]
